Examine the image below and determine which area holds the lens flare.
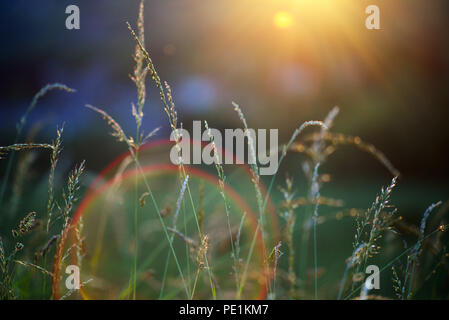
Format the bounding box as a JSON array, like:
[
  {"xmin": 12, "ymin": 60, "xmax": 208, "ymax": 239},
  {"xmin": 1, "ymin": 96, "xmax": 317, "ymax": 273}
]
[
  {"xmin": 273, "ymin": 11, "xmax": 294, "ymax": 29},
  {"xmin": 52, "ymin": 139, "xmax": 279, "ymax": 299}
]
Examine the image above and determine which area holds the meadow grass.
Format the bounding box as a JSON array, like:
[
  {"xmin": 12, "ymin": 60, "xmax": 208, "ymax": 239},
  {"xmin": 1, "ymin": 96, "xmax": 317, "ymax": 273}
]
[{"xmin": 0, "ymin": 1, "xmax": 448, "ymax": 300}]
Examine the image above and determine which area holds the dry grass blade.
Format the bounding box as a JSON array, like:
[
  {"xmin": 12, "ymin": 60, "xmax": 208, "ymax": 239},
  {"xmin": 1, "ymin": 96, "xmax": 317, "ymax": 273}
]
[
  {"xmin": 35, "ymin": 235, "xmax": 59, "ymax": 261},
  {"xmin": 0, "ymin": 143, "xmax": 54, "ymax": 158},
  {"xmin": 85, "ymin": 104, "xmax": 135, "ymax": 150},
  {"xmin": 142, "ymin": 127, "xmax": 161, "ymax": 144},
  {"xmin": 281, "ymin": 196, "xmax": 344, "ymax": 208},
  {"xmin": 290, "ymin": 132, "xmax": 400, "ymax": 177},
  {"xmin": 13, "ymin": 260, "xmax": 53, "ymax": 277},
  {"xmin": 20, "ymin": 84, "xmax": 75, "ymax": 130},
  {"xmin": 231, "ymin": 102, "xmax": 264, "ymax": 229},
  {"xmin": 167, "ymin": 227, "xmax": 198, "ymax": 248}
]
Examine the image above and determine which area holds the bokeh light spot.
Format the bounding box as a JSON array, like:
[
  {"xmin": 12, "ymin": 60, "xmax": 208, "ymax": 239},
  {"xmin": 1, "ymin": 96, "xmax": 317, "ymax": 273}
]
[{"xmin": 273, "ymin": 11, "xmax": 293, "ymax": 29}]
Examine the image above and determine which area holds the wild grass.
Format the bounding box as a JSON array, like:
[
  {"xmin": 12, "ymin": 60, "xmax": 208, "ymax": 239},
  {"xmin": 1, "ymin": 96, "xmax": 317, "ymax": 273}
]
[
  {"xmin": 204, "ymin": 120, "xmax": 240, "ymax": 295},
  {"xmin": 279, "ymin": 176, "xmax": 297, "ymax": 297},
  {"xmin": 338, "ymin": 177, "xmax": 398, "ymax": 299},
  {"xmin": 400, "ymin": 201, "xmax": 442, "ymax": 299},
  {"xmin": 0, "ymin": 84, "xmax": 75, "ymax": 208},
  {"xmin": 128, "ymin": 9, "xmax": 218, "ymax": 299},
  {"xmin": 1, "ymin": 1, "xmax": 448, "ymax": 300},
  {"xmin": 46, "ymin": 126, "xmax": 63, "ymax": 232},
  {"xmin": 160, "ymin": 174, "xmax": 189, "ymax": 298}
]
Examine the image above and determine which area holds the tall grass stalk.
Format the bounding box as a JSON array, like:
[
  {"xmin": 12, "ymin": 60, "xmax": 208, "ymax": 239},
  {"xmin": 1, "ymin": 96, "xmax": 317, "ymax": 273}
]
[
  {"xmin": 237, "ymin": 120, "xmax": 326, "ymax": 299},
  {"xmin": 204, "ymin": 120, "xmax": 240, "ymax": 294},
  {"xmin": 130, "ymin": 1, "xmax": 148, "ymax": 299},
  {"xmin": 261, "ymin": 120, "xmax": 327, "ymax": 216},
  {"xmin": 86, "ymin": 104, "xmax": 189, "ymax": 298},
  {"xmin": 46, "ymin": 126, "xmax": 63, "ymax": 232},
  {"xmin": 132, "ymin": 170, "xmax": 138, "ymax": 300},
  {"xmin": 272, "ymin": 241, "xmax": 283, "ymax": 299},
  {"xmin": 291, "ymin": 132, "xmax": 400, "ymax": 178},
  {"xmin": 402, "ymin": 201, "xmax": 441, "ymax": 299},
  {"xmin": 160, "ymin": 175, "xmax": 189, "ymax": 299},
  {"xmin": 133, "ymin": 156, "xmax": 190, "ymax": 298},
  {"xmin": 232, "ymin": 102, "xmax": 271, "ymax": 296},
  {"xmin": 235, "ymin": 212, "xmax": 246, "ymax": 275},
  {"xmin": 298, "ymin": 109, "xmax": 334, "ymax": 291},
  {"xmin": 311, "ymin": 163, "xmax": 321, "ymax": 299},
  {"xmin": 279, "ymin": 177, "xmax": 297, "ymax": 297},
  {"xmin": 184, "ymin": 191, "xmax": 192, "ymax": 294},
  {"xmin": 127, "ymin": 22, "xmax": 216, "ymax": 298},
  {"xmin": 0, "ymin": 84, "xmax": 74, "ymax": 208}
]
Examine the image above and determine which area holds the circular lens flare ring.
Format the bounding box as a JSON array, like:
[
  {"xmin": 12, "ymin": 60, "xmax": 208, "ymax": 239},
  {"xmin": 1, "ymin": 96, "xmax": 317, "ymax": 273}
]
[{"xmin": 53, "ymin": 139, "xmax": 279, "ymax": 300}]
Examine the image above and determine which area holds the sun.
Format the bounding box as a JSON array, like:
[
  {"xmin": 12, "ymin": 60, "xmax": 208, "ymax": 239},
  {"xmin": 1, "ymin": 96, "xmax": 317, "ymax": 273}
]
[{"xmin": 273, "ymin": 11, "xmax": 294, "ymax": 29}]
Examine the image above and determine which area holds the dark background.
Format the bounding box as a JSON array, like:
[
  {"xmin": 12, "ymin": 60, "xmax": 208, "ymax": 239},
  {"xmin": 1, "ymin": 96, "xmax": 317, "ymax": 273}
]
[{"xmin": 0, "ymin": 0, "xmax": 448, "ymax": 218}]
